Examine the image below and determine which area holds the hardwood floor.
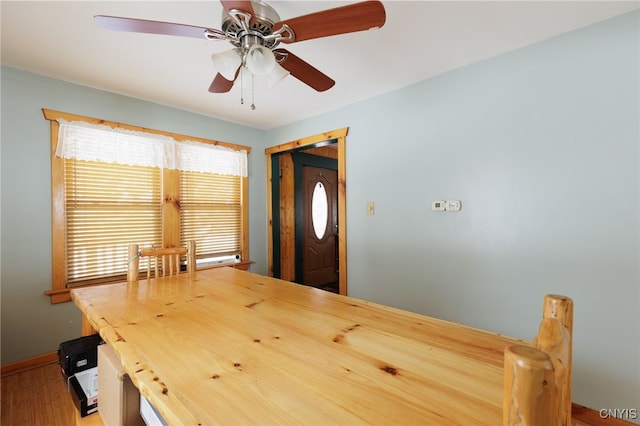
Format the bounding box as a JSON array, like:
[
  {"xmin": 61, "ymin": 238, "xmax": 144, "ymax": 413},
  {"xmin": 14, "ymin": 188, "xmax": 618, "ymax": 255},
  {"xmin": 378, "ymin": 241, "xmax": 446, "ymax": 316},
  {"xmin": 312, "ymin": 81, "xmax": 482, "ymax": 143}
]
[{"xmin": 1, "ymin": 362, "xmax": 74, "ymax": 426}]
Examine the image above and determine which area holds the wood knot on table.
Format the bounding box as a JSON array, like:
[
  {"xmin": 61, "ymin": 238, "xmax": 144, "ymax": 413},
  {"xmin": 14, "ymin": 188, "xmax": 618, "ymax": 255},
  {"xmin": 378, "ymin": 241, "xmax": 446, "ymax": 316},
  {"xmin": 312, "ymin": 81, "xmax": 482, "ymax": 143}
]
[
  {"xmin": 152, "ymin": 376, "xmax": 170, "ymax": 394},
  {"xmin": 380, "ymin": 365, "xmax": 399, "ymax": 376},
  {"xmin": 333, "ymin": 323, "xmax": 361, "ymax": 343},
  {"xmin": 245, "ymin": 299, "xmax": 265, "ymax": 308}
]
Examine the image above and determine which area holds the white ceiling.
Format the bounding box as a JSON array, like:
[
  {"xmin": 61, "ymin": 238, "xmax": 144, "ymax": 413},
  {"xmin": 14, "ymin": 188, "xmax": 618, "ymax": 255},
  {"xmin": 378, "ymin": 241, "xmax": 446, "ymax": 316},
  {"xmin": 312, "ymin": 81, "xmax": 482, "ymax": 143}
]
[{"xmin": 2, "ymin": 1, "xmax": 638, "ymax": 130}]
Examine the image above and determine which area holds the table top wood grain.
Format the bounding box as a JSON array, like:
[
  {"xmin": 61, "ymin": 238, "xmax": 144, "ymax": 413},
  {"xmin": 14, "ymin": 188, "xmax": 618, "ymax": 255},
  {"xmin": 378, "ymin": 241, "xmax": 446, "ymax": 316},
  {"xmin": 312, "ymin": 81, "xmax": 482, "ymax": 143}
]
[{"xmin": 71, "ymin": 267, "xmax": 524, "ymax": 425}]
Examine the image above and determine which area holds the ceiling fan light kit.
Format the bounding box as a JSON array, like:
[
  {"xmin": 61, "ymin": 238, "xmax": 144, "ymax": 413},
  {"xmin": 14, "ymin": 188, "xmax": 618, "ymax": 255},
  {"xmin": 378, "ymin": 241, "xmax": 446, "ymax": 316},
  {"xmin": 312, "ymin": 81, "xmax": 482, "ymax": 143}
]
[
  {"xmin": 95, "ymin": 0, "xmax": 386, "ymax": 110},
  {"xmin": 267, "ymin": 62, "xmax": 290, "ymax": 88},
  {"xmin": 211, "ymin": 49, "xmax": 242, "ymax": 80},
  {"xmin": 245, "ymin": 44, "xmax": 276, "ymax": 76}
]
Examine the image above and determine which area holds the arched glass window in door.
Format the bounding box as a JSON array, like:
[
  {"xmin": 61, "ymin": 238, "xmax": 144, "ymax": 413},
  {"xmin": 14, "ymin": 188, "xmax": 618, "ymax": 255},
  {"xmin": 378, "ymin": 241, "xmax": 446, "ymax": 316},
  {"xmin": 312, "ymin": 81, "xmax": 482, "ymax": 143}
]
[{"xmin": 311, "ymin": 181, "xmax": 328, "ymax": 239}]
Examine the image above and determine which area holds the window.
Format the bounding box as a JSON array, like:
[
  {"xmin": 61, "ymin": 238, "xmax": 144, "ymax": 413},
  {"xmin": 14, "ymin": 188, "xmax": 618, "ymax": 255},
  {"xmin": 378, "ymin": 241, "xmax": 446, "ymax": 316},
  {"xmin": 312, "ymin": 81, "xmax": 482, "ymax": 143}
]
[
  {"xmin": 180, "ymin": 171, "xmax": 243, "ymax": 265},
  {"xmin": 65, "ymin": 159, "xmax": 162, "ymax": 285},
  {"xmin": 311, "ymin": 182, "xmax": 328, "ymax": 239},
  {"xmin": 44, "ymin": 109, "xmax": 251, "ymax": 303}
]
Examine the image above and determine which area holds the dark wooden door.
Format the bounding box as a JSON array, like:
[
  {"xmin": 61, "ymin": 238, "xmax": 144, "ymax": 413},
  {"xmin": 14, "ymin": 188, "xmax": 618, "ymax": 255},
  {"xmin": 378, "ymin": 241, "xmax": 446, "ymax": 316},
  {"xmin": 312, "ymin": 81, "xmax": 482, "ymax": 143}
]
[{"xmin": 301, "ymin": 165, "xmax": 338, "ymax": 288}]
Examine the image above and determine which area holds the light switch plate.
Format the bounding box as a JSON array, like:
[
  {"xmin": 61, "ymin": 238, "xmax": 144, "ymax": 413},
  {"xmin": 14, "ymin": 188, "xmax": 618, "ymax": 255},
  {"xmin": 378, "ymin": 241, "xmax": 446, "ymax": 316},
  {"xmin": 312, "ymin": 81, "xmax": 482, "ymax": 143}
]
[{"xmin": 366, "ymin": 201, "xmax": 375, "ymax": 215}]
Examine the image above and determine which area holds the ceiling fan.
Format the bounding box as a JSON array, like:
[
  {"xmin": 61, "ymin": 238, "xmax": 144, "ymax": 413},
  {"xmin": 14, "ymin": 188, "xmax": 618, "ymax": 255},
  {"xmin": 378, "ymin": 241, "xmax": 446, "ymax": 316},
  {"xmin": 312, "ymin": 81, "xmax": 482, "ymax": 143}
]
[{"xmin": 94, "ymin": 0, "xmax": 386, "ymax": 108}]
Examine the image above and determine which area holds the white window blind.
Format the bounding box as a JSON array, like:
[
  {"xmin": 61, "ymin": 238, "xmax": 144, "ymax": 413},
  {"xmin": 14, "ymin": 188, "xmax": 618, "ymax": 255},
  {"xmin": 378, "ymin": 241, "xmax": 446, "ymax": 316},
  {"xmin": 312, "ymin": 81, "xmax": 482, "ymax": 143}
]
[
  {"xmin": 180, "ymin": 171, "xmax": 242, "ymax": 260},
  {"xmin": 65, "ymin": 159, "xmax": 162, "ymax": 285}
]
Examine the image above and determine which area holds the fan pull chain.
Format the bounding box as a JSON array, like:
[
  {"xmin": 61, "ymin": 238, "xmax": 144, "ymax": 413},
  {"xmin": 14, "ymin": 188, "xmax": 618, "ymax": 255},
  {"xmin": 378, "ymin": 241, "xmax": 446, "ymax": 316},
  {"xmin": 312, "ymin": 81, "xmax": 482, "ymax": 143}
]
[
  {"xmin": 251, "ymin": 73, "xmax": 256, "ymax": 110},
  {"xmin": 240, "ymin": 67, "xmax": 244, "ymax": 105},
  {"xmin": 237, "ymin": 66, "xmax": 257, "ymax": 110}
]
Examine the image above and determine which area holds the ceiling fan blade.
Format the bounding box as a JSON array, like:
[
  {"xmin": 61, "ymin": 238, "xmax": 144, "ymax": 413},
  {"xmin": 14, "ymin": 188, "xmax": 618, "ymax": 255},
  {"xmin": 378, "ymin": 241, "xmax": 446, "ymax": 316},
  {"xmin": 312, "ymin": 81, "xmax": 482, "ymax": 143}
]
[
  {"xmin": 220, "ymin": 1, "xmax": 256, "ymax": 25},
  {"xmin": 273, "ymin": 0, "xmax": 386, "ymax": 44},
  {"xmin": 94, "ymin": 15, "xmax": 216, "ymax": 39},
  {"xmin": 208, "ymin": 67, "xmax": 241, "ymax": 93},
  {"xmin": 275, "ymin": 49, "xmax": 335, "ymax": 92}
]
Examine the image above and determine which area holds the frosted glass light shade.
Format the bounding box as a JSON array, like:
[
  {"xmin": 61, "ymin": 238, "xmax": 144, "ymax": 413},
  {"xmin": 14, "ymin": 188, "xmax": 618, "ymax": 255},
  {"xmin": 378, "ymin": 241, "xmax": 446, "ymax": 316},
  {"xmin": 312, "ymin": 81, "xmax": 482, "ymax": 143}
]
[
  {"xmin": 245, "ymin": 45, "xmax": 276, "ymax": 76},
  {"xmin": 267, "ymin": 62, "xmax": 290, "ymax": 87},
  {"xmin": 212, "ymin": 49, "xmax": 241, "ymax": 80}
]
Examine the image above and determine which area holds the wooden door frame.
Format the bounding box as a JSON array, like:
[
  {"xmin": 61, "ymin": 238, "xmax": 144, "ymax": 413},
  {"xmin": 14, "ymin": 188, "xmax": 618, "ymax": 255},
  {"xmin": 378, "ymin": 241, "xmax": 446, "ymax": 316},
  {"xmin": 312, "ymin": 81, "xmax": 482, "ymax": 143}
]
[{"xmin": 265, "ymin": 128, "xmax": 348, "ymax": 295}]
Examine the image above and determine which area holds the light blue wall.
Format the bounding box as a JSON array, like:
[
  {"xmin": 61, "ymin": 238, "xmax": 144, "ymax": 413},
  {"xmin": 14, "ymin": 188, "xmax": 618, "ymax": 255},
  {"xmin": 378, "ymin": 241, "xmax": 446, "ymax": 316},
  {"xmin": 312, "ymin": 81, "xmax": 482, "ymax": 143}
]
[
  {"xmin": 0, "ymin": 67, "xmax": 268, "ymax": 364},
  {"xmin": 2, "ymin": 8, "xmax": 638, "ymax": 417},
  {"xmin": 267, "ymin": 11, "xmax": 640, "ymax": 415}
]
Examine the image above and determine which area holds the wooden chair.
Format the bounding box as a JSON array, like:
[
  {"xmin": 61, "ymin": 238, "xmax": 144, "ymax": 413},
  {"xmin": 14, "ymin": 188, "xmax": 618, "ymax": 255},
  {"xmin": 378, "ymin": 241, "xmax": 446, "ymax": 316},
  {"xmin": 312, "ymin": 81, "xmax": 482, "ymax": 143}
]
[
  {"xmin": 127, "ymin": 241, "xmax": 196, "ymax": 282},
  {"xmin": 504, "ymin": 294, "xmax": 573, "ymax": 426}
]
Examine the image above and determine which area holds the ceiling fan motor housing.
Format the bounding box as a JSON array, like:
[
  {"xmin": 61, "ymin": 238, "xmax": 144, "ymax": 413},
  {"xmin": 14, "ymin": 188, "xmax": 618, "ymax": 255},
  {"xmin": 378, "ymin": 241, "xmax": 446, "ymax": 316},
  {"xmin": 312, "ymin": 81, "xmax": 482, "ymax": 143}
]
[{"xmin": 221, "ymin": 1, "xmax": 281, "ymax": 49}]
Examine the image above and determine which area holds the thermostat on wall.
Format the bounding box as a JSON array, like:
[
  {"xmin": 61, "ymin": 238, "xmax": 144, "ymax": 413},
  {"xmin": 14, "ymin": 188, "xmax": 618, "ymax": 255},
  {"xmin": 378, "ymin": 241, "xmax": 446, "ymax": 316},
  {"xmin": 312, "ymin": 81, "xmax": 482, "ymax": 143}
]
[{"xmin": 446, "ymin": 200, "xmax": 462, "ymax": 212}]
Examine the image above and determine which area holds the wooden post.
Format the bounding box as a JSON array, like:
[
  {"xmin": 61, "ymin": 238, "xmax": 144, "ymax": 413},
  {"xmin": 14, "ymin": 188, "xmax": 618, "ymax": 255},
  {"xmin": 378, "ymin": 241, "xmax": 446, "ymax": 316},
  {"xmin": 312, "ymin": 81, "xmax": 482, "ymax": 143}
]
[
  {"xmin": 187, "ymin": 241, "xmax": 196, "ymax": 273},
  {"xmin": 537, "ymin": 294, "xmax": 574, "ymax": 426},
  {"xmin": 127, "ymin": 244, "xmax": 139, "ymax": 282},
  {"xmin": 504, "ymin": 294, "xmax": 573, "ymax": 426},
  {"xmin": 504, "ymin": 345, "xmax": 556, "ymax": 425}
]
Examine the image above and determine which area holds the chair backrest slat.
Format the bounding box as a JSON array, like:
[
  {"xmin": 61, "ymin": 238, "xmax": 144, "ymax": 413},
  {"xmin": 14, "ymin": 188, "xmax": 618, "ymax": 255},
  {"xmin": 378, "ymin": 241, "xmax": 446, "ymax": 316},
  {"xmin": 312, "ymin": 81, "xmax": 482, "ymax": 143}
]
[{"xmin": 127, "ymin": 241, "xmax": 195, "ymax": 282}]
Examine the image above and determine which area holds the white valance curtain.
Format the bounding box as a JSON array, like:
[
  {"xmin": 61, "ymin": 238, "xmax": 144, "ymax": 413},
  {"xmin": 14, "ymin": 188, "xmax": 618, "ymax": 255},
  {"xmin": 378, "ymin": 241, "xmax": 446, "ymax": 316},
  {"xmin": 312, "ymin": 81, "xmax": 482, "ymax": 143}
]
[{"xmin": 55, "ymin": 119, "xmax": 248, "ymax": 177}]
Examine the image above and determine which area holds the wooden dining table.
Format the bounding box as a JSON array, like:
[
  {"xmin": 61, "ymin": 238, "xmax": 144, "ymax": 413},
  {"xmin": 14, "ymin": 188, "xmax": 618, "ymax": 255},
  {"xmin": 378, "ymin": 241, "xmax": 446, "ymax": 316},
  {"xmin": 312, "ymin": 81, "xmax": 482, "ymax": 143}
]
[{"xmin": 71, "ymin": 266, "xmax": 526, "ymax": 425}]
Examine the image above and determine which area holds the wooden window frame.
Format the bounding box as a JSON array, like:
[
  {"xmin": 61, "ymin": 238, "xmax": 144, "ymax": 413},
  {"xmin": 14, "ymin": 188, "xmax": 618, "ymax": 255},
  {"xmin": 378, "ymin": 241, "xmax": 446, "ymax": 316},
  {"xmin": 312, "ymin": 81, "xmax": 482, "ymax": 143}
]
[{"xmin": 43, "ymin": 109, "xmax": 251, "ymax": 303}]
